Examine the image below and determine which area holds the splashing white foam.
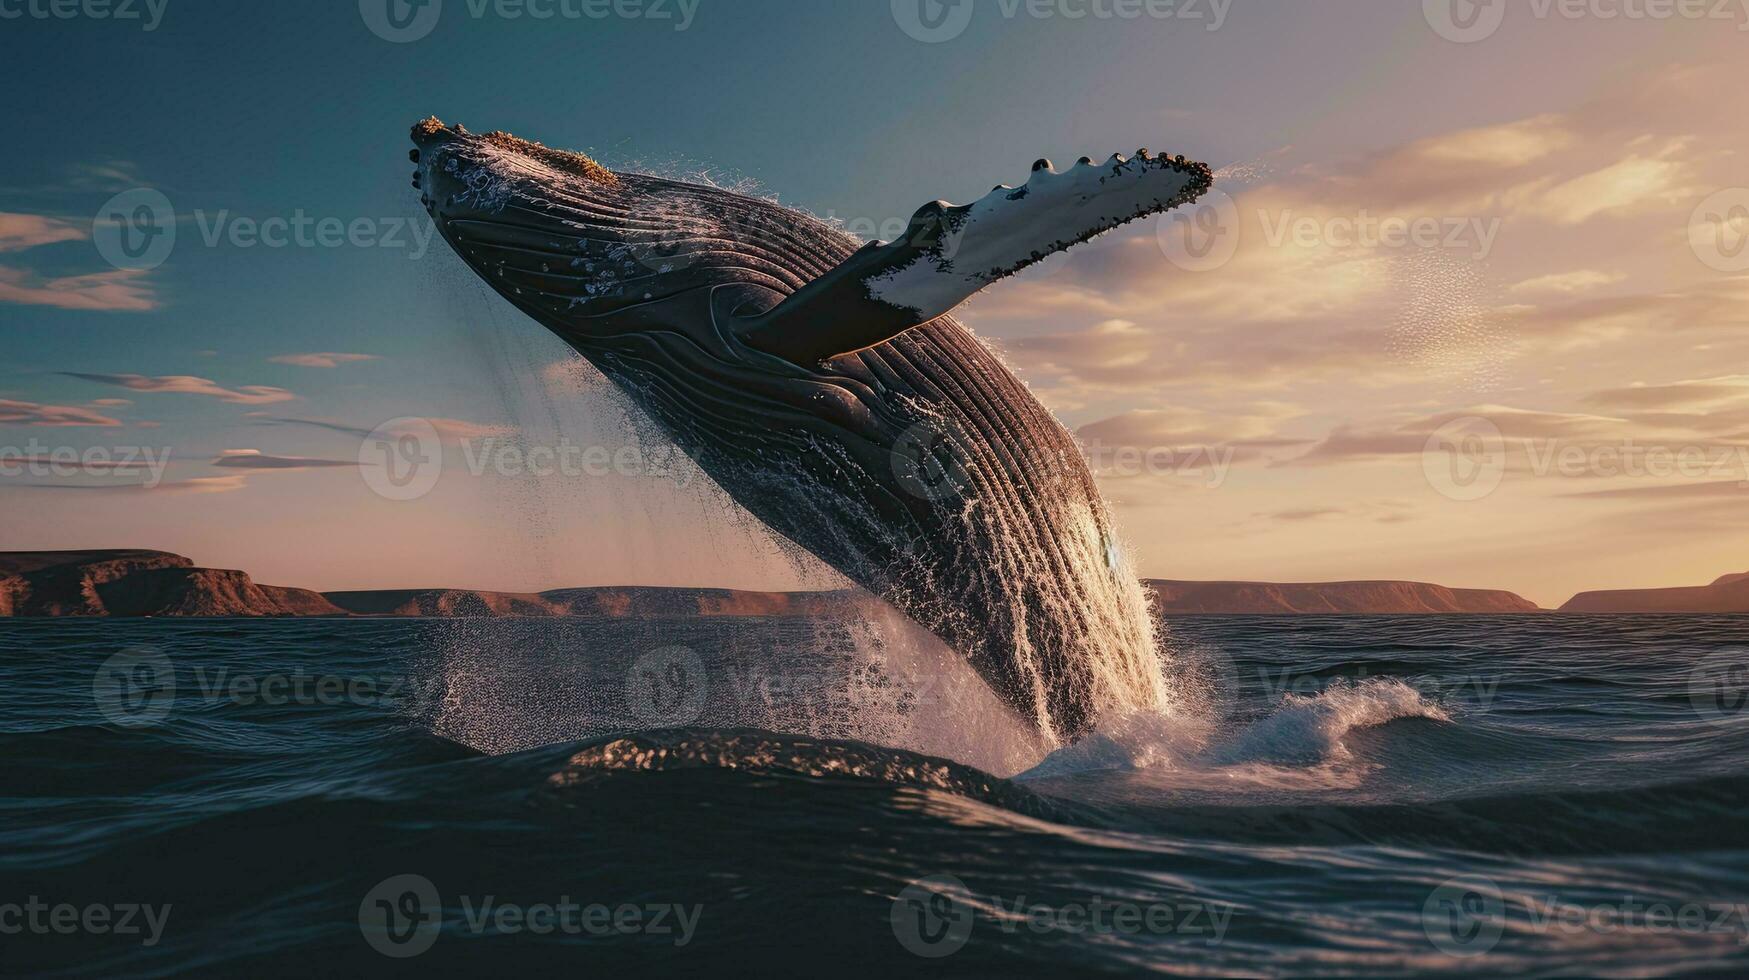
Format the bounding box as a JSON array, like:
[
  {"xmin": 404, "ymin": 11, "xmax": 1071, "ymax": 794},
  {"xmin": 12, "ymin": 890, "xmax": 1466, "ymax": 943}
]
[{"xmin": 1018, "ymin": 677, "xmax": 1451, "ymax": 786}]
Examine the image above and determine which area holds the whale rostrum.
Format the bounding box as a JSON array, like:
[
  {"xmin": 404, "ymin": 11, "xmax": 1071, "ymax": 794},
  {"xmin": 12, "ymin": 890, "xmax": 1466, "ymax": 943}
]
[{"xmin": 411, "ymin": 117, "xmax": 1214, "ymax": 744}]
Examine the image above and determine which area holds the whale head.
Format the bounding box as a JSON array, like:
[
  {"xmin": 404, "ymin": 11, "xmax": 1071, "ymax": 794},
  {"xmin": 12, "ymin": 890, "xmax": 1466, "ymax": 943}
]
[{"xmin": 408, "ymin": 116, "xmax": 849, "ymax": 354}]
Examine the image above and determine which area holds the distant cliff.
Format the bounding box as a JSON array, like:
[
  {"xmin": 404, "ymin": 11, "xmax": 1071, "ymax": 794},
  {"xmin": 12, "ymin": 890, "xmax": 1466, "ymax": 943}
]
[
  {"xmin": 1559, "ymin": 572, "xmax": 1749, "ymax": 614},
  {"xmin": 323, "ymin": 586, "xmax": 860, "ymax": 619},
  {"xmin": 0, "ymin": 550, "xmax": 1550, "ymax": 617},
  {"xmin": 0, "ymin": 551, "xmax": 861, "ymax": 619},
  {"xmin": 1147, "ymin": 579, "xmax": 1541, "ymax": 614},
  {"xmin": 0, "ymin": 551, "xmax": 344, "ymax": 617}
]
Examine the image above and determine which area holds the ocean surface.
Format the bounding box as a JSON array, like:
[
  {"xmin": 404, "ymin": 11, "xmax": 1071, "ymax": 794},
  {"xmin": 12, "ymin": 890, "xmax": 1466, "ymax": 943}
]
[{"xmin": 4, "ymin": 614, "xmax": 1748, "ymax": 977}]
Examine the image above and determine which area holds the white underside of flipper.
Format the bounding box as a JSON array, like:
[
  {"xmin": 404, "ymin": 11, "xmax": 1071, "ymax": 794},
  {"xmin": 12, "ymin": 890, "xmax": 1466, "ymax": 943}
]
[{"xmin": 865, "ymin": 152, "xmax": 1211, "ymax": 319}]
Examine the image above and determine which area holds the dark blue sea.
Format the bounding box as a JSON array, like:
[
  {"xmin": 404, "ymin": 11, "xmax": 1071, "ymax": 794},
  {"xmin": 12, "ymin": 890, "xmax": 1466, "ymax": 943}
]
[{"xmin": 4, "ymin": 614, "xmax": 1748, "ymax": 977}]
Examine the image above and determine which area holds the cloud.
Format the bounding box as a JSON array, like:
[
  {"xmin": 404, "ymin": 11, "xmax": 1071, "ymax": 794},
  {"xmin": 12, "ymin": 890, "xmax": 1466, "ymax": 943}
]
[
  {"xmin": 1076, "ymin": 404, "xmax": 1308, "ymax": 450},
  {"xmin": 1, "ymin": 474, "xmax": 249, "ymax": 494},
  {"xmin": 210, "ymin": 449, "xmax": 358, "ymax": 470},
  {"xmin": 1286, "ymin": 405, "xmax": 1634, "ymax": 466},
  {"xmin": 61, "ymin": 373, "xmax": 297, "ymax": 405},
  {"xmin": 1519, "ymin": 143, "xmax": 1693, "ymax": 225},
  {"xmin": 1582, "ymin": 376, "xmax": 1749, "ymax": 411},
  {"xmin": 1563, "ymin": 479, "xmax": 1749, "ymax": 501},
  {"xmin": 0, "ymin": 265, "xmax": 157, "ymax": 311},
  {"xmin": 0, "ymin": 399, "xmax": 123, "ymax": 427},
  {"xmin": 0, "ymin": 213, "xmax": 85, "ymax": 252},
  {"xmin": 1507, "ymin": 270, "xmax": 1624, "ymax": 295},
  {"xmin": 251, "ymin": 415, "xmax": 515, "ymax": 442},
  {"xmin": 268, "ymin": 353, "xmax": 380, "ymax": 368}
]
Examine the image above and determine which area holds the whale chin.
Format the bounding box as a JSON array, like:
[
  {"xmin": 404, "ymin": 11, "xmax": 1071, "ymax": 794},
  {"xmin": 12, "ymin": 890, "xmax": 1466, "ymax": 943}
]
[{"xmin": 409, "ymin": 116, "xmax": 1212, "ymax": 745}]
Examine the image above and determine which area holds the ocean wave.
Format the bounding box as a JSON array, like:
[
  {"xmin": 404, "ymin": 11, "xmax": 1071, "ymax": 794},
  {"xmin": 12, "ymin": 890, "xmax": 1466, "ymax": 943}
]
[{"xmin": 537, "ymin": 728, "xmax": 1073, "ymax": 823}]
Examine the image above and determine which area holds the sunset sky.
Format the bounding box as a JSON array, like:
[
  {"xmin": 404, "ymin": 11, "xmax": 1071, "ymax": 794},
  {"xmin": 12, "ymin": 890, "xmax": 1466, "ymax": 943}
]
[{"xmin": 3, "ymin": 0, "xmax": 1746, "ymax": 607}]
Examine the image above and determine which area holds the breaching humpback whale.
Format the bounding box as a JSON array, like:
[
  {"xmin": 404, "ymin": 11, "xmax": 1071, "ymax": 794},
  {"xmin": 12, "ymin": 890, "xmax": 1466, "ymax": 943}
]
[{"xmin": 410, "ymin": 118, "xmax": 1213, "ymax": 744}]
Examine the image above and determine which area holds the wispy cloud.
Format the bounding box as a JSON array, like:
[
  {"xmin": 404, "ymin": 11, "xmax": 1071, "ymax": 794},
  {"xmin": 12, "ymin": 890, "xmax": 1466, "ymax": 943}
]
[
  {"xmin": 268, "ymin": 352, "xmax": 380, "ymax": 368},
  {"xmin": 61, "ymin": 373, "xmax": 297, "ymax": 405},
  {"xmin": 252, "ymin": 415, "xmax": 515, "ymax": 442},
  {"xmin": 209, "ymin": 449, "xmax": 357, "ymax": 469},
  {"xmin": 0, "ymin": 213, "xmax": 85, "ymax": 252},
  {"xmin": 0, "ymin": 398, "xmax": 123, "ymax": 427},
  {"xmin": 0, "ymin": 266, "xmax": 157, "ymax": 311}
]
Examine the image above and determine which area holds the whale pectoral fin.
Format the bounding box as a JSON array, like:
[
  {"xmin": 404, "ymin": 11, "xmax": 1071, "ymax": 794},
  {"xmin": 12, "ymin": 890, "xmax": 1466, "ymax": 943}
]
[{"xmin": 736, "ymin": 151, "xmax": 1213, "ymax": 364}]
